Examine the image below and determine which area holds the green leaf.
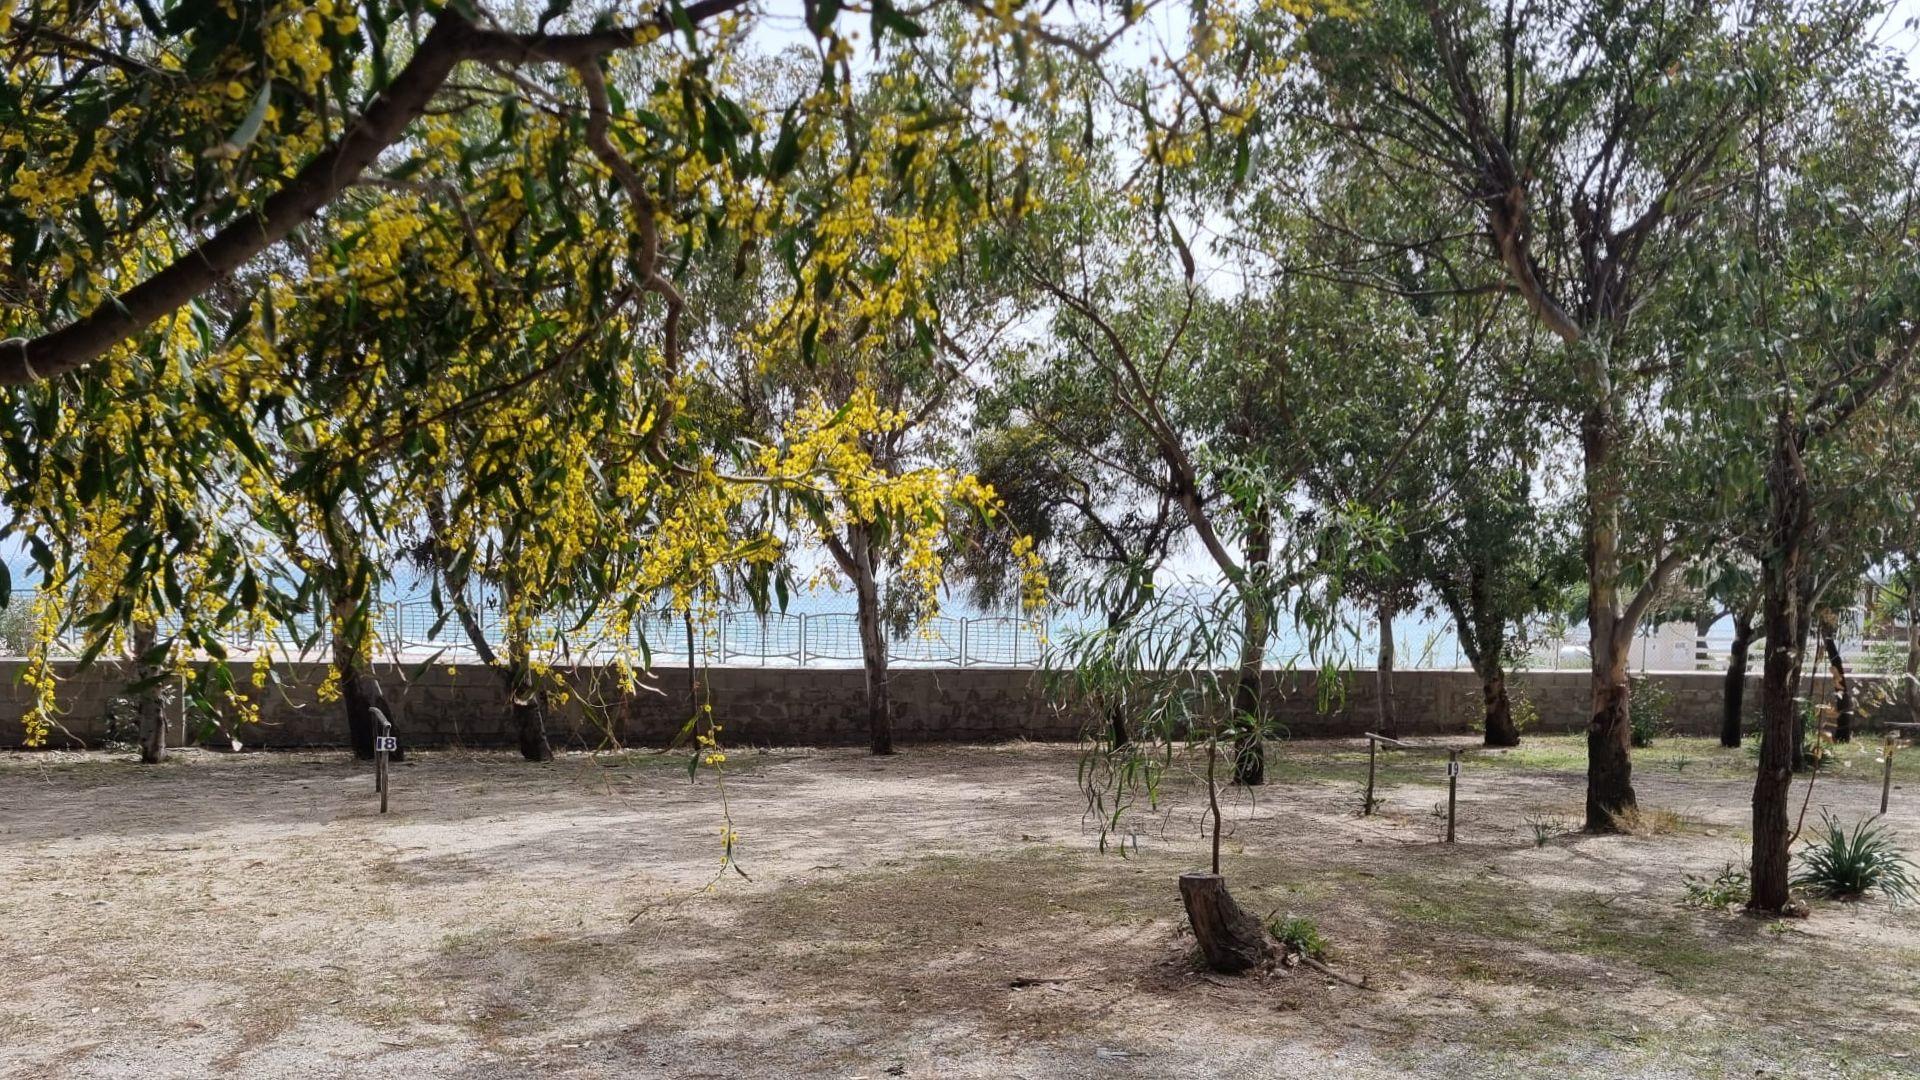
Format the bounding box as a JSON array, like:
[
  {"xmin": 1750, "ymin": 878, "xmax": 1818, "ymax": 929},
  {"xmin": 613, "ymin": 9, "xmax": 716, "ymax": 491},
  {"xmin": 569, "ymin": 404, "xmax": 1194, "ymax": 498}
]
[
  {"xmin": 211, "ymin": 82, "xmax": 273, "ymax": 158},
  {"xmin": 946, "ymin": 157, "xmax": 979, "ymax": 210},
  {"xmin": 768, "ymin": 104, "xmax": 802, "ymax": 180},
  {"xmin": 871, "ymin": 0, "xmax": 925, "ymax": 40}
]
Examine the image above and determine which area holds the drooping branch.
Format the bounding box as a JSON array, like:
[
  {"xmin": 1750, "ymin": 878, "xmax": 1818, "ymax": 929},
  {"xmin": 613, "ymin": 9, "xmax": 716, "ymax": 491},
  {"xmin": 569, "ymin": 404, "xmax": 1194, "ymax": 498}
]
[{"xmin": 0, "ymin": 0, "xmax": 747, "ymax": 385}]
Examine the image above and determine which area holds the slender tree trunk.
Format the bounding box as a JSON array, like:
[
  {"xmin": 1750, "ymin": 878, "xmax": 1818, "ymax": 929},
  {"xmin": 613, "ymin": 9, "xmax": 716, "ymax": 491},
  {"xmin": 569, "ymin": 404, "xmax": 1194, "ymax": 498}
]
[
  {"xmin": 1104, "ymin": 609, "xmax": 1129, "ymax": 749},
  {"xmin": 131, "ymin": 621, "xmax": 167, "ymax": 763},
  {"xmin": 1722, "ymin": 608, "xmax": 1756, "ymax": 748},
  {"xmin": 1231, "ymin": 513, "xmax": 1273, "ymax": 787},
  {"xmin": 1481, "ymin": 660, "xmax": 1518, "ymax": 747},
  {"xmin": 1906, "ymin": 585, "xmax": 1920, "ymax": 726},
  {"xmin": 1582, "ymin": 399, "xmax": 1637, "ymax": 831},
  {"xmin": 429, "ymin": 496, "xmax": 547, "ymax": 760},
  {"xmin": 1376, "ymin": 598, "xmax": 1398, "ymax": 737},
  {"xmin": 1790, "ymin": 572, "xmax": 1817, "ymax": 771},
  {"xmin": 849, "ymin": 525, "xmax": 892, "ymax": 756},
  {"xmin": 1751, "ymin": 420, "xmax": 1810, "ymax": 914},
  {"xmin": 1823, "ymin": 632, "xmax": 1853, "ymax": 744}
]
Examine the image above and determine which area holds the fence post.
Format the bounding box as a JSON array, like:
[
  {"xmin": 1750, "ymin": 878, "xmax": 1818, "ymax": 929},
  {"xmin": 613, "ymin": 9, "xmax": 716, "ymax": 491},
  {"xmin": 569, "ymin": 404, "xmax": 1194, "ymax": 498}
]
[{"xmin": 959, "ymin": 618, "xmax": 969, "ymax": 668}]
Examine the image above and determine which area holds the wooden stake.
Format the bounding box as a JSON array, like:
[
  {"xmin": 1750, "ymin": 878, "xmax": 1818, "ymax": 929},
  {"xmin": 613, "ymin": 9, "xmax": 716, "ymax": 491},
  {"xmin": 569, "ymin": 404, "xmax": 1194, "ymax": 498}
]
[
  {"xmin": 1365, "ymin": 736, "xmax": 1377, "ymax": 816},
  {"xmin": 1884, "ymin": 732, "xmax": 1897, "ymax": 817}
]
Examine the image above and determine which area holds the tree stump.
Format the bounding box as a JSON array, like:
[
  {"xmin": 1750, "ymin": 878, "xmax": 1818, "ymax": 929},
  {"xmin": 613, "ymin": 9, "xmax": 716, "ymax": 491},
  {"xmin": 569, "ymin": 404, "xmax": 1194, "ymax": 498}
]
[{"xmin": 1179, "ymin": 872, "xmax": 1272, "ymax": 973}]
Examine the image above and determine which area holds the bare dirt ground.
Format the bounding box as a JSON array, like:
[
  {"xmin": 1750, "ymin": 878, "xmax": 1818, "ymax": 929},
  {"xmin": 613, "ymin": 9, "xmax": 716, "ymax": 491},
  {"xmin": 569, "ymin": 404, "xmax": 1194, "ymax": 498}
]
[{"xmin": 2, "ymin": 735, "xmax": 1918, "ymax": 1079}]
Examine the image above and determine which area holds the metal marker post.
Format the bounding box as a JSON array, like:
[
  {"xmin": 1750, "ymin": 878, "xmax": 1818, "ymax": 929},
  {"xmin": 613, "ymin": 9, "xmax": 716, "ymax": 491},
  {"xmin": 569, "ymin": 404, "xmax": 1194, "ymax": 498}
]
[
  {"xmin": 372, "ymin": 707, "xmax": 395, "ymax": 814},
  {"xmin": 1445, "ymin": 751, "xmax": 1460, "ymax": 843}
]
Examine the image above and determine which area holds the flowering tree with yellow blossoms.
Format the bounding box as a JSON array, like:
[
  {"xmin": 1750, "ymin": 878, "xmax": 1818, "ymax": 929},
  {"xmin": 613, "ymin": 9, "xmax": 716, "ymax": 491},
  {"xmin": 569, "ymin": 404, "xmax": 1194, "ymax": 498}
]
[{"xmin": 0, "ymin": 0, "xmax": 1306, "ymax": 760}]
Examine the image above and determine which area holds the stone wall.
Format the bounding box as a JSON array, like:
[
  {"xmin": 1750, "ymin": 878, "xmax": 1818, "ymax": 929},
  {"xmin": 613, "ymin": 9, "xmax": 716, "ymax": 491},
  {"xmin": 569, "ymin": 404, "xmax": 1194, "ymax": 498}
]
[{"xmin": 0, "ymin": 658, "xmax": 1877, "ymax": 751}]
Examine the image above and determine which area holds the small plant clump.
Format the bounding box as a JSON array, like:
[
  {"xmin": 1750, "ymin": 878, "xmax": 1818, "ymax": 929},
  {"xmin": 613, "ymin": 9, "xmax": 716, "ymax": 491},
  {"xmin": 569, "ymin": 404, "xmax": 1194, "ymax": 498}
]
[
  {"xmin": 1524, "ymin": 814, "xmax": 1571, "ymax": 847},
  {"xmin": 1681, "ymin": 863, "xmax": 1751, "ymax": 911},
  {"xmin": 1607, "ymin": 804, "xmax": 1685, "ymax": 837},
  {"xmin": 1266, "ymin": 914, "xmax": 1330, "ymax": 961},
  {"xmin": 1792, "ymin": 816, "xmax": 1918, "ymax": 904},
  {"xmin": 1355, "ymin": 785, "xmax": 1385, "ymax": 817}
]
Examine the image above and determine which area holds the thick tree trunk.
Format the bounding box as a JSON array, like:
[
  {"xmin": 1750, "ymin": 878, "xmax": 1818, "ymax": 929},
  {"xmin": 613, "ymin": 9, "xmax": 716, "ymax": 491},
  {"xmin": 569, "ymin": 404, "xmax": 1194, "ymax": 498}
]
[
  {"xmin": 507, "ymin": 634, "xmax": 551, "ymax": 762},
  {"xmin": 1231, "ymin": 514, "xmax": 1273, "ymax": 787},
  {"xmin": 1178, "ymin": 873, "xmax": 1272, "ymax": 974},
  {"xmin": 332, "ymin": 593, "xmax": 403, "ymax": 763},
  {"xmin": 850, "ymin": 525, "xmax": 893, "ymax": 756},
  {"xmin": 1481, "ymin": 661, "xmax": 1518, "ymax": 747},
  {"xmin": 512, "ymin": 693, "xmax": 550, "ymax": 760},
  {"xmin": 1751, "ymin": 421, "xmax": 1810, "ymax": 915},
  {"xmin": 1376, "ymin": 598, "xmax": 1398, "ymax": 737},
  {"xmin": 1585, "ymin": 649, "xmax": 1635, "ymax": 830},
  {"xmin": 131, "ymin": 621, "xmax": 167, "ymax": 764},
  {"xmin": 1824, "ymin": 632, "xmax": 1853, "ymax": 744},
  {"xmin": 1105, "ymin": 609, "xmax": 1129, "ymax": 749},
  {"xmin": 1722, "ymin": 608, "xmax": 1756, "ymax": 748},
  {"xmin": 341, "ymin": 661, "xmax": 402, "ymax": 762},
  {"xmin": 1582, "ymin": 399, "xmax": 1637, "ymax": 831},
  {"xmin": 504, "ymin": 579, "xmax": 553, "ymax": 762}
]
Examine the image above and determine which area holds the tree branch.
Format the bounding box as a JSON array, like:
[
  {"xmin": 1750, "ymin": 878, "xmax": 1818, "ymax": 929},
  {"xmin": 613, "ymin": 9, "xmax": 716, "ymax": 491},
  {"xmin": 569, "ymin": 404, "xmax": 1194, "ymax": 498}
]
[{"xmin": 0, "ymin": 0, "xmax": 747, "ymax": 384}]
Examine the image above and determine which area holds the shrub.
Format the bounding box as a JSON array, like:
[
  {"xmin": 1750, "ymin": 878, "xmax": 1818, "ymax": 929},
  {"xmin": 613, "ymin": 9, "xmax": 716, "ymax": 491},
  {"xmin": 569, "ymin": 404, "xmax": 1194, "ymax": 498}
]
[
  {"xmin": 1267, "ymin": 914, "xmax": 1329, "ymax": 961},
  {"xmin": 1681, "ymin": 863, "xmax": 1750, "ymax": 910},
  {"xmin": 1793, "ymin": 816, "xmax": 1917, "ymax": 904},
  {"xmin": 1510, "ymin": 685, "xmax": 1540, "ymax": 735},
  {"xmin": 1628, "ymin": 677, "xmax": 1673, "ymax": 748}
]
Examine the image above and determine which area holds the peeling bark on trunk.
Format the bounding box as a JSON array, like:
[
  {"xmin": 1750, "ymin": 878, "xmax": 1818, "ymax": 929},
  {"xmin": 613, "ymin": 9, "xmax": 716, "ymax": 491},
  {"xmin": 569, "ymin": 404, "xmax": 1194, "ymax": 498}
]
[
  {"xmin": 1585, "ymin": 651, "xmax": 1634, "ymax": 830},
  {"xmin": 131, "ymin": 621, "xmax": 166, "ymax": 764},
  {"xmin": 1722, "ymin": 608, "xmax": 1756, "ymax": 748},
  {"xmin": 1582, "ymin": 399, "xmax": 1637, "ymax": 831}
]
